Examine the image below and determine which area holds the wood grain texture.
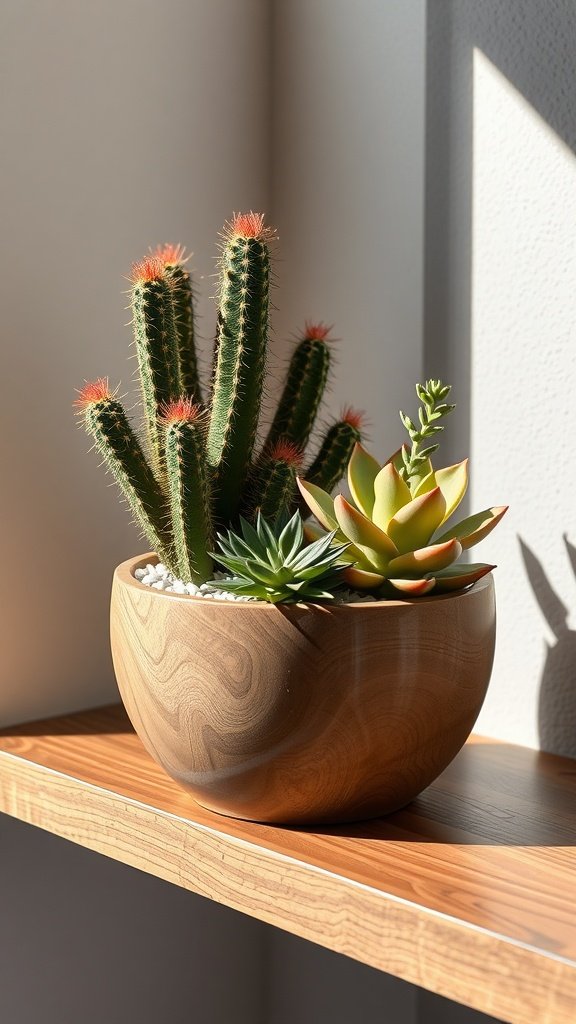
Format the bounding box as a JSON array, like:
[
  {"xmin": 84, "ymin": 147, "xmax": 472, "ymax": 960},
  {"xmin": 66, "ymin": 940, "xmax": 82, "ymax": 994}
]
[
  {"xmin": 1, "ymin": 706, "xmax": 576, "ymax": 1023},
  {"xmin": 110, "ymin": 554, "xmax": 496, "ymax": 823}
]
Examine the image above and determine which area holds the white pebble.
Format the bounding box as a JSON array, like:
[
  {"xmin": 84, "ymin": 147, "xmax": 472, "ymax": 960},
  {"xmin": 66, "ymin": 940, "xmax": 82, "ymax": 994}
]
[{"xmin": 134, "ymin": 567, "xmax": 372, "ymax": 604}]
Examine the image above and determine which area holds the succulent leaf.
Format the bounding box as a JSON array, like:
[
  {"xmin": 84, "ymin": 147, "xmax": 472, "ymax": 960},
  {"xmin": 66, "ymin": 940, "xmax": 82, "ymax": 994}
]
[
  {"xmin": 432, "ymin": 563, "xmax": 495, "ymax": 593},
  {"xmin": 348, "ymin": 442, "xmax": 380, "ymax": 518},
  {"xmin": 387, "ymin": 486, "xmax": 446, "ymax": 553},
  {"xmin": 372, "ymin": 463, "xmax": 412, "ymax": 532},
  {"xmin": 386, "ymin": 577, "xmax": 437, "ymax": 596},
  {"xmin": 387, "ymin": 538, "xmax": 462, "ymax": 577},
  {"xmin": 296, "ymin": 478, "xmax": 339, "ymax": 532},
  {"xmin": 278, "ymin": 512, "xmax": 304, "ymax": 563},
  {"xmin": 334, "ymin": 495, "xmax": 397, "ymax": 572},
  {"xmin": 434, "ymin": 460, "xmax": 469, "ymax": 524},
  {"xmin": 413, "ymin": 470, "xmax": 437, "ymax": 498},
  {"xmin": 342, "ymin": 566, "xmax": 387, "ymax": 590},
  {"xmin": 436, "ymin": 506, "xmax": 508, "ymax": 550}
]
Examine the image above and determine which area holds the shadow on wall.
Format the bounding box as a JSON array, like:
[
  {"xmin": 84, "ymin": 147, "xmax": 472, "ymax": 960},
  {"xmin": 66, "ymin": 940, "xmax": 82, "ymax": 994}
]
[{"xmin": 519, "ymin": 537, "xmax": 576, "ymax": 758}]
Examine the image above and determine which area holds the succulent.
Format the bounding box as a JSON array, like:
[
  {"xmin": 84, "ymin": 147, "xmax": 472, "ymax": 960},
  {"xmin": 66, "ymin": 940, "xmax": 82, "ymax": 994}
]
[
  {"xmin": 298, "ymin": 380, "xmax": 508, "ymax": 597},
  {"xmin": 75, "ymin": 213, "xmax": 362, "ymax": 586},
  {"xmin": 210, "ymin": 510, "xmax": 350, "ymax": 604}
]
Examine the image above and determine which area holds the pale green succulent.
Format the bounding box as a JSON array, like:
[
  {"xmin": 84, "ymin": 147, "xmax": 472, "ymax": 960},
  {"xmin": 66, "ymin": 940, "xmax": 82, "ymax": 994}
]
[
  {"xmin": 210, "ymin": 510, "xmax": 350, "ymax": 603},
  {"xmin": 298, "ymin": 381, "xmax": 508, "ymax": 597}
]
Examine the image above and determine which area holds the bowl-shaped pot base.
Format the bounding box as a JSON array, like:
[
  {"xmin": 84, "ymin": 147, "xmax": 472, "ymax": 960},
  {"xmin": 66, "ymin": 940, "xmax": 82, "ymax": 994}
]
[{"xmin": 111, "ymin": 555, "xmax": 496, "ymax": 824}]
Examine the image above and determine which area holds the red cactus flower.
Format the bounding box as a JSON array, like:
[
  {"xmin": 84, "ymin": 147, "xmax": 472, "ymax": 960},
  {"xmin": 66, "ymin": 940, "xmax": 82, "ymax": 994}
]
[
  {"xmin": 153, "ymin": 243, "xmax": 188, "ymax": 267},
  {"xmin": 303, "ymin": 321, "xmax": 332, "ymax": 342},
  {"xmin": 159, "ymin": 397, "xmax": 203, "ymax": 424},
  {"xmin": 341, "ymin": 406, "xmax": 367, "ymax": 433},
  {"xmin": 226, "ymin": 211, "xmax": 272, "ymax": 241},
  {"xmin": 74, "ymin": 377, "xmax": 113, "ymax": 409},
  {"xmin": 130, "ymin": 255, "xmax": 165, "ymax": 284},
  {"xmin": 268, "ymin": 439, "xmax": 304, "ymax": 467}
]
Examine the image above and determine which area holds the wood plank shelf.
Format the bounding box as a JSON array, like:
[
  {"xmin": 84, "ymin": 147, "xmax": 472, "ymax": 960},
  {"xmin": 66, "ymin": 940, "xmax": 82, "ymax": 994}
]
[{"xmin": 0, "ymin": 706, "xmax": 575, "ymax": 1024}]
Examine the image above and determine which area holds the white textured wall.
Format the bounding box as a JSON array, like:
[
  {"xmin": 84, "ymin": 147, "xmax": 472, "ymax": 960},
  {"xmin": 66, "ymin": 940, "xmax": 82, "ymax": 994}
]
[
  {"xmin": 426, "ymin": 0, "xmax": 576, "ymax": 756},
  {"xmin": 0, "ymin": 0, "xmax": 271, "ymax": 726}
]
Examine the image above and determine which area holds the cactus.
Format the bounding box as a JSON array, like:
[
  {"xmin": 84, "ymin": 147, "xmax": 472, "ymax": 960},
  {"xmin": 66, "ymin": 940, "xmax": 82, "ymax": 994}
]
[
  {"xmin": 298, "ymin": 381, "xmax": 508, "ymax": 597},
  {"xmin": 244, "ymin": 440, "xmax": 304, "ymax": 521},
  {"xmin": 161, "ymin": 398, "xmax": 212, "ymax": 584},
  {"xmin": 304, "ymin": 407, "xmax": 365, "ymax": 494},
  {"xmin": 154, "ymin": 244, "xmax": 202, "ymax": 405},
  {"xmin": 264, "ymin": 322, "xmax": 332, "ymax": 452},
  {"xmin": 207, "ymin": 213, "xmax": 272, "ymax": 524},
  {"xmin": 130, "ymin": 257, "xmax": 182, "ymax": 479},
  {"xmin": 74, "ymin": 379, "xmax": 174, "ymax": 568},
  {"xmin": 76, "ymin": 213, "xmax": 363, "ymax": 587}
]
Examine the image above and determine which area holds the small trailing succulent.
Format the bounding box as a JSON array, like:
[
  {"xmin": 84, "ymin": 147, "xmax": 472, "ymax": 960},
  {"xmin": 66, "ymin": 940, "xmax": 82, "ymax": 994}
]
[
  {"xmin": 298, "ymin": 380, "xmax": 508, "ymax": 597},
  {"xmin": 211, "ymin": 510, "xmax": 350, "ymax": 604},
  {"xmin": 75, "ymin": 214, "xmax": 364, "ymax": 586}
]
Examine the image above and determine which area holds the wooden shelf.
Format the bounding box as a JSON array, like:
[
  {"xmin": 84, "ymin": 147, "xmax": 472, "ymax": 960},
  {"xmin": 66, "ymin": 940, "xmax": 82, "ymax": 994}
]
[{"xmin": 0, "ymin": 705, "xmax": 575, "ymax": 1024}]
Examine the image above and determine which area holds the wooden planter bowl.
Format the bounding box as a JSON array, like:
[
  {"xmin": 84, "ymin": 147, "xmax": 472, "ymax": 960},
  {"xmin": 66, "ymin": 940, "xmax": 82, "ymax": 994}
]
[{"xmin": 110, "ymin": 554, "xmax": 496, "ymax": 824}]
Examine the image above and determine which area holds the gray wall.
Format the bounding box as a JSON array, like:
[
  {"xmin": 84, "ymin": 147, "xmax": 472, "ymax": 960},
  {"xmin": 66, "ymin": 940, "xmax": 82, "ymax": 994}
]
[{"xmin": 0, "ymin": 0, "xmax": 271, "ymax": 727}]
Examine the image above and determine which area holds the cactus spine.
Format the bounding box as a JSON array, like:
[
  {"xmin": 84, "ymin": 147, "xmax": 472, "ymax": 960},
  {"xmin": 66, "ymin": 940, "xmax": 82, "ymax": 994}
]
[
  {"xmin": 77, "ymin": 213, "xmax": 363, "ymax": 586},
  {"xmin": 75, "ymin": 379, "xmax": 174, "ymax": 568},
  {"xmin": 162, "ymin": 400, "xmax": 212, "ymax": 584},
  {"xmin": 155, "ymin": 245, "xmax": 202, "ymax": 405},
  {"xmin": 304, "ymin": 410, "xmax": 365, "ymax": 495},
  {"xmin": 264, "ymin": 323, "xmax": 331, "ymax": 452},
  {"xmin": 207, "ymin": 214, "xmax": 271, "ymax": 524}
]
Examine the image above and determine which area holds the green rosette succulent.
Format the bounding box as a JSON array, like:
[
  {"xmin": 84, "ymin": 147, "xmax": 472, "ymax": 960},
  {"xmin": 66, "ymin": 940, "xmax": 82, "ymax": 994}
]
[
  {"xmin": 210, "ymin": 510, "xmax": 350, "ymax": 604},
  {"xmin": 298, "ymin": 381, "xmax": 508, "ymax": 597}
]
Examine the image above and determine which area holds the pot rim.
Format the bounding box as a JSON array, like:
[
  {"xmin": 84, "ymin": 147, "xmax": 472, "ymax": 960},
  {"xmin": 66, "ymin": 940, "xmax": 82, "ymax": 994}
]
[{"xmin": 115, "ymin": 552, "xmax": 494, "ymax": 611}]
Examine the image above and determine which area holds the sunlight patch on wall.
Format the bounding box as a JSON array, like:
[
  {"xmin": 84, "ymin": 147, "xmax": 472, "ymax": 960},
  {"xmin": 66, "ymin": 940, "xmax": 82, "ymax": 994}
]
[{"xmin": 471, "ymin": 48, "xmax": 576, "ymax": 753}]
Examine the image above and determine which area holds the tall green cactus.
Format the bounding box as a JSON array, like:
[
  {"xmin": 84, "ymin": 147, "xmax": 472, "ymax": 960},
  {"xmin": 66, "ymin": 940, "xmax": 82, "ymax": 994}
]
[
  {"xmin": 75, "ymin": 379, "xmax": 174, "ymax": 568},
  {"xmin": 76, "ymin": 213, "xmax": 364, "ymax": 586},
  {"xmin": 154, "ymin": 244, "xmax": 202, "ymax": 405},
  {"xmin": 131, "ymin": 257, "xmax": 182, "ymax": 478},
  {"xmin": 264, "ymin": 323, "xmax": 331, "ymax": 452},
  {"xmin": 243, "ymin": 440, "xmax": 304, "ymax": 522},
  {"xmin": 304, "ymin": 409, "xmax": 365, "ymax": 494},
  {"xmin": 162, "ymin": 399, "xmax": 212, "ymax": 584},
  {"xmin": 207, "ymin": 213, "xmax": 271, "ymax": 523}
]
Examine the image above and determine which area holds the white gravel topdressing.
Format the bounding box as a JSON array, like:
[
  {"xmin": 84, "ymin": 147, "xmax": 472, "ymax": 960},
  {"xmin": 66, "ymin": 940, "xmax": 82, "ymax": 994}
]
[{"xmin": 134, "ymin": 563, "xmax": 377, "ymax": 603}]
